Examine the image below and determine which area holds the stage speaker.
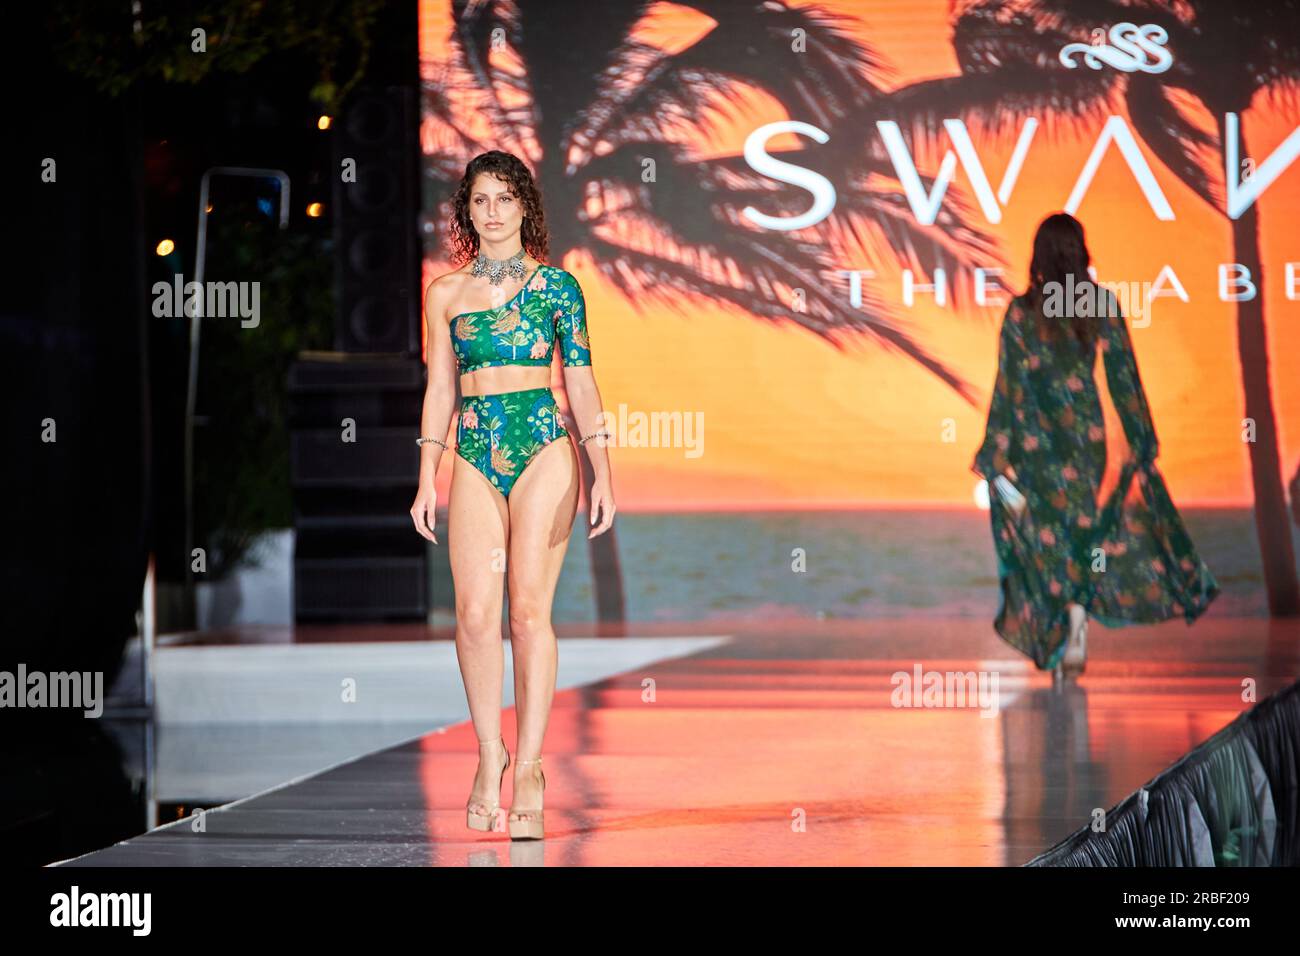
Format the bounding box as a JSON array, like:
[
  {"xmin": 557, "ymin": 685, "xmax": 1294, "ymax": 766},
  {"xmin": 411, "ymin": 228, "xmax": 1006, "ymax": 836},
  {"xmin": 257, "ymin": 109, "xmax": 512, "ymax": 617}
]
[
  {"xmin": 332, "ymin": 85, "xmax": 421, "ymax": 355},
  {"xmin": 288, "ymin": 353, "xmax": 427, "ymax": 620}
]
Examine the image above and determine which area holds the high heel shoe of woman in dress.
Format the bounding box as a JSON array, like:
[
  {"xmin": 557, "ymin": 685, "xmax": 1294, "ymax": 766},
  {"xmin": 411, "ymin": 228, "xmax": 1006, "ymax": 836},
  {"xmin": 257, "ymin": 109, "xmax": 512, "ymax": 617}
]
[
  {"xmin": 508, "ymin": 756, "xmax": 546, "ymax": 841},
  {"xmin": 466, "ymin": 736, "xmax": 510, "ymax": 831},
  {"xmin": 1054, "ymin": 604, "xmax": 1089, "ymax": 682}
]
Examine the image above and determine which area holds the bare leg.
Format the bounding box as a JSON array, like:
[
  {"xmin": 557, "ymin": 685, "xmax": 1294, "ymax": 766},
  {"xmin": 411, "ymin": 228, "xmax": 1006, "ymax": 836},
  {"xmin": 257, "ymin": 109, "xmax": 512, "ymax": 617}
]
[
  {"xmin": 505, "ymin": 437, "xmax": 579, "ymax": 826},
  {"xmin": 449, "ymin": 457, "xmax": 511, "ymax": 818}
]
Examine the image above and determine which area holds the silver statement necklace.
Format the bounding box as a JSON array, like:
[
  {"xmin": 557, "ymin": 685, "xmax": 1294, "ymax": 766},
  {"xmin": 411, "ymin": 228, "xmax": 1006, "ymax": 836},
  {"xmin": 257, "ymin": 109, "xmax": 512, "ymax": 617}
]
[{"xmin": 470, "ymin": 248, "xmax": 527, "ymax": 286}]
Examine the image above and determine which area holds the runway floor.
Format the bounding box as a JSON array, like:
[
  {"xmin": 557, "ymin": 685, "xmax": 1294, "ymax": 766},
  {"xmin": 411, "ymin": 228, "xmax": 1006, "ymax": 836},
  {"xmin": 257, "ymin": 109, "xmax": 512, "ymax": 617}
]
[{"xmin": 56, "ymin": 616, "xmax": 1300, "ymax": 866}]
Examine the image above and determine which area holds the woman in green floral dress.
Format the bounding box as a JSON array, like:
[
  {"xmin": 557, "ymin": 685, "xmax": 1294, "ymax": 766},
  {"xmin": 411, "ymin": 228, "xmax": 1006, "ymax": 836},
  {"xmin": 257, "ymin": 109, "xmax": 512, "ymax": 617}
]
[{"xmin": 971, "ymin": 213, "xmax": 1218, "ymax": 678}]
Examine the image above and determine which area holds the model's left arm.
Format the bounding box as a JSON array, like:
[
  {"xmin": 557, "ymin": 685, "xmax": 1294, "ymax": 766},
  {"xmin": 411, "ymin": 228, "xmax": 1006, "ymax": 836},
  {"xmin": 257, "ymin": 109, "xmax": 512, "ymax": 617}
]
[
  {"xmin": 556, "ymin": 271, "xmax": 615, "ymax": 537},
  {"xmin": 972, "ymin": 299, "xmax": 1024, "ymax": 482}
]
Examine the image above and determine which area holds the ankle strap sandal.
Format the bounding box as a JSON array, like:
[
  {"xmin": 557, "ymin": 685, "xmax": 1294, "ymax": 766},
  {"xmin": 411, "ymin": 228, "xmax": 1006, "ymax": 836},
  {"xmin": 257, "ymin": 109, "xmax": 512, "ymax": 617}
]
[
  {"xmin": 508, "ymin": 756, "xmax": 546, "ymax": 841},
  {"xmin": 465, "ymin": 736, "xmax": 509, "ymax": 832}
]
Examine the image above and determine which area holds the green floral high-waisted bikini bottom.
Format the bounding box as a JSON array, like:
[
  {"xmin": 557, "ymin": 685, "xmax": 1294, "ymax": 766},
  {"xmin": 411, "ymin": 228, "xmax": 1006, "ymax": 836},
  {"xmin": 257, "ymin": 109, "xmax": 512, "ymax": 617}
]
[{"xmin": 455, "ymin": 386, "xmax": 570, "ymax": 499}]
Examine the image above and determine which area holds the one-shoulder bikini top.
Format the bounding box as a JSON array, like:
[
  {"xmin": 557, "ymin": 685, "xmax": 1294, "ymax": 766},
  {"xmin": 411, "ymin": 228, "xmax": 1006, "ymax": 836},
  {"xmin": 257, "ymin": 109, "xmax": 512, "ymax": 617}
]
[{"xmin": 449, "ymin": 264, "xmax": 592, "ymax": 375}]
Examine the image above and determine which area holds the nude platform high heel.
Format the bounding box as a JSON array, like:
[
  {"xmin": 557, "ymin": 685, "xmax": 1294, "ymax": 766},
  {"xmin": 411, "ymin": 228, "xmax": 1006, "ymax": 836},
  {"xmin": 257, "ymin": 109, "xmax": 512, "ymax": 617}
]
[
  {"xmin": 1054, "ymin": 605, "xmax": 1089, "ymax": 682},
  {"xmin": 508, "ymin": 756, "xmax": 546, "ymax": 841},
  {"xmin": 466, "ymin": 736, "xmax": 510, "ymax": 832}
]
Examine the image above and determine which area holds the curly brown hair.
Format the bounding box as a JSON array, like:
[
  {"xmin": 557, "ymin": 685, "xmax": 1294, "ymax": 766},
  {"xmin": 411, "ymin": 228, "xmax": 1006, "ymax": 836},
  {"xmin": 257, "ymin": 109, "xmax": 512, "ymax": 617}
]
[{"xmin": 448, "ymin": 150, "xmax": 549, "ymax": 266}]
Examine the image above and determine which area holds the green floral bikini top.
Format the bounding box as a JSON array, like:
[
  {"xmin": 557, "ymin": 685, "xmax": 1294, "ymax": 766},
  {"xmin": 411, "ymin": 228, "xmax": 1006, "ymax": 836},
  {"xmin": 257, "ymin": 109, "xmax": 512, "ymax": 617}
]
[{"xmin": 450, "ymin": 264, "xmax": 592, "ymax": 374}]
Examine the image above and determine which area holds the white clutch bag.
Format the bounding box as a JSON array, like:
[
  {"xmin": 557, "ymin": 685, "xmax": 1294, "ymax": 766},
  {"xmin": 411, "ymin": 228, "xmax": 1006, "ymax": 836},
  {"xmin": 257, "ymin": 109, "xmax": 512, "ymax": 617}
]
[{"xmin": 992, "ymin": 474, "xmax": 1026, "ymax": 512}]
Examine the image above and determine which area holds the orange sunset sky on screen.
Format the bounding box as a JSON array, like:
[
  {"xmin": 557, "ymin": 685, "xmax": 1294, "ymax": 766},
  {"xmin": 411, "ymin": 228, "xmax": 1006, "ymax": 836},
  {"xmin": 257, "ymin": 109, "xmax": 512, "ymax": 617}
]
[{"xmin": 418, "ymin": 0, "xmax": 1300, "ymax": 511}]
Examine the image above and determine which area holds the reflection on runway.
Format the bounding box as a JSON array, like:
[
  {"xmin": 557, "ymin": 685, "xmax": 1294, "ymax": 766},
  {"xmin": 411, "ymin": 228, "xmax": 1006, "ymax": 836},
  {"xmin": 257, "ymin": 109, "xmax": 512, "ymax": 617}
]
[{"xmin": 51, "ymin": 617, "xmax": 1300, "ymax": 866}]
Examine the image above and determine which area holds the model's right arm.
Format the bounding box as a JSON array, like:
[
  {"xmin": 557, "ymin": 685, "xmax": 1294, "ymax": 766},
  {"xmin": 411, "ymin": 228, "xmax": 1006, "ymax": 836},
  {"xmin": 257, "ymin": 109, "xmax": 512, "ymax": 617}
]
[
  {"xmin": 1100, "ymin": 295, "xmax": 1159, "ymax": 465},
  {"xmin": 410, "ymin": 276, "xmax": 461, "ymax": 543}
]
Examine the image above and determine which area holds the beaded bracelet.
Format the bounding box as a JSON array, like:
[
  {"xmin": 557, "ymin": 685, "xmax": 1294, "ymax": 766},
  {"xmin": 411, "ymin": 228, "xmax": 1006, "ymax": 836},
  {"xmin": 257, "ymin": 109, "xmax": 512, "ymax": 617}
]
[
  {"xmin": 416, "ymin": 436, "xmax": 449, "ymax": 449},
  {"xmin": 579, "ymin": 430, "xmax": 611, "ymax": 446}
]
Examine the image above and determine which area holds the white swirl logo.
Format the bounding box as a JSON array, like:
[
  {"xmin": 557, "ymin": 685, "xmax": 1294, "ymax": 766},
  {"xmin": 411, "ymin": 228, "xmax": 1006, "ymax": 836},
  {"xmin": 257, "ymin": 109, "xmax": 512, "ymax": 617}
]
[{"xmin": 1060, "ymin": 22, "xmax": 1173, "ymax": 74}]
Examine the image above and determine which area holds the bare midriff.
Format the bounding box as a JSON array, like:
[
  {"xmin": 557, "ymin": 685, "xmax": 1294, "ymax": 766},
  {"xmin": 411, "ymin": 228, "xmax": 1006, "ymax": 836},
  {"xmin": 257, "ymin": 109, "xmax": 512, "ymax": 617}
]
[{"xmin": 458, "ymin": 364, "xmax": 552, "ymax": 397}]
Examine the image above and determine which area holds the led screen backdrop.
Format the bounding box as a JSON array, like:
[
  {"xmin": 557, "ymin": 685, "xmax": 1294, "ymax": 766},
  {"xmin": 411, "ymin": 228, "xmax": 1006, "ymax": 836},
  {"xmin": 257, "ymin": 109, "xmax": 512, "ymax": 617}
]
[{"xmin": 416, "ymin": 0, "xmax": 1300, "ymax": 514}]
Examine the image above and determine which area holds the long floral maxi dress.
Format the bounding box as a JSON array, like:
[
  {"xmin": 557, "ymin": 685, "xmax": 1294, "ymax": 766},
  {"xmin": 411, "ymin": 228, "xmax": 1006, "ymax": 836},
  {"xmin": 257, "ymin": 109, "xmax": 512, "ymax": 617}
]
[{"xmin": 971, "ymin": 295, "xmax": 1219, "ymax": 670}]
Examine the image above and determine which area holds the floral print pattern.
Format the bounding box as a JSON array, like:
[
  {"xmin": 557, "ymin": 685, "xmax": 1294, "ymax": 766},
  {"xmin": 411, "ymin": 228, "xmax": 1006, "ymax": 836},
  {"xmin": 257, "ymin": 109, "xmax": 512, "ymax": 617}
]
[
  {"xmin": 972, "ymin": 295, "xmax": 1219, "ymax": 670},
  {"xmin": 456, "ymin": 386, "xmax": 568, "ymax": 499},
  {"xmin": 449, "ymin": 264, "xmax": 592, "ymax": 374}
]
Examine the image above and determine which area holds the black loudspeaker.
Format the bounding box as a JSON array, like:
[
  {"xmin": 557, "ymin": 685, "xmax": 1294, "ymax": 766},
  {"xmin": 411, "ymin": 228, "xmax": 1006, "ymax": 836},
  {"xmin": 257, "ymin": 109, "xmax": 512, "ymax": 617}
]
[
  {"xmin": 288, "ymin": 354, "xmax": 427, "ymax": 620},
  {"xmin": 332, "ymin": 85, "xmax": 421, "ymax": 354}
]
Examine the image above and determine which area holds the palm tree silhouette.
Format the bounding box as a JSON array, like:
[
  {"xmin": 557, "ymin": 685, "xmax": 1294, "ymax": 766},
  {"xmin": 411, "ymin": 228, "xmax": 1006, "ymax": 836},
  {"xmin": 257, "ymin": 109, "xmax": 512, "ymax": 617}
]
[
  {"xmin": 421, "ymin": 0, "xmax": 1004, "ymax": 625},
  {"xmin": 938, "ymin": 0, "xmax": 1300, "ymax": 615}
]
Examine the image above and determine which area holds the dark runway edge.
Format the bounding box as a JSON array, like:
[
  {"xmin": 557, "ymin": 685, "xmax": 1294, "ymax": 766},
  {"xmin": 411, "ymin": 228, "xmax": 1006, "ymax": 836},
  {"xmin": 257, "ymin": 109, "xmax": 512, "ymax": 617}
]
[{"xmin": 1029, "ymin": 676, "xmax": 1300, "ymax": 866}]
